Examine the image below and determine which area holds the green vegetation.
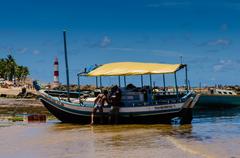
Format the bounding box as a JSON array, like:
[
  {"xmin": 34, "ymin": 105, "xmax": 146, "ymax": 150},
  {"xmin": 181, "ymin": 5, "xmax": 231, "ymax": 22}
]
[
  {"xmin": 8, "ymin": 116, "xmax": 24, "ymax": 122},
  {"xmin": 0, "ymin": 55, "xmax": 29, "ymax": 82}
]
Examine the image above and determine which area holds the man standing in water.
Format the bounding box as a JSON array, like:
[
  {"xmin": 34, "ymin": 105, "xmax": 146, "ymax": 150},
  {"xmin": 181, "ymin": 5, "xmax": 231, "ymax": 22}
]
[
  {"xmin": 91, "ymin": 90, "xmax": 109, "ymax": 125},
  {"xmin": 109, "ymin": 85, "xmax": 122, "ymax": 124}
]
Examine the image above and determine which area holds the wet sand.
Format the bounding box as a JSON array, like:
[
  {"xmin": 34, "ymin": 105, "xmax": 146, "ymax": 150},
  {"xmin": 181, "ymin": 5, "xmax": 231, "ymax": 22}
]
[
  {"xmin": 0, "ymin": 87, "xmax": 23, "ymax": 96},
  {"xmin": 0, "ymin": 122, "xmax": 201, "ymax": 158},
  {"xmin": 0, "ymin": 87, "xmax": 36, "ymax": 96}
]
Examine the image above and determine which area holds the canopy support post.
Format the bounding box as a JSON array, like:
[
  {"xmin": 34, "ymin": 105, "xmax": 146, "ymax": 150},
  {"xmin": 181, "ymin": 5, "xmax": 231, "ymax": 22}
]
[
  {"xmin": 185, "ymin": 65, "xmax": 188, "ymax": 92},
  {"xmin": 141, "ymin": 75, "xmax": 143, "ymax": 88},
  {"xmin": 162, "ymin": 74, "xmax": 166, "ymax": 93},
  {"xmin": 77, "ymin": 74, "xmax": 81, "ymax": 103},
  {"xmin": 100, "ymin": 76, "xmax": 102, "ymax": 91},
  {"xmin": 95, "ymin": 77, "xmax": 98, "ymax": 88},
  {"xmin": 149, "ymin": 74, "xmax": 152, "ymax": 88},
  {"xmin": 118, "ymin": 76, "xmax": 121, "ymax": 87},
  {"xmin": 124, "ymin": 76, "xmax": 126, "ymax": 87},
  {"xmin": 149, "ymin": 74, "xmax": 153, "ymax": 105},
  {"xmin": 174, "ymin": 72, "xmax": 179, "ymax": 101}
]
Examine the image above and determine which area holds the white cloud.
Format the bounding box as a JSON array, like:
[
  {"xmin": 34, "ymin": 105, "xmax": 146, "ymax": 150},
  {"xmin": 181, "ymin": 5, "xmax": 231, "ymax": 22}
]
[
  {"xmin": 220, "ymin": 24, "xmax": 228, "ymax": 31},
  {"xmin": 84, "ymin": 36, "xmax": 112, "ymax": 48},
  {"xmin": 213, "ymin": 59, "xmax": 236, "ymax": 72},
  {"xmin": 107, "ymin": 47, "xmax": 138, "ymax": 51},
  {"xmin": 18, "ymin": 48, "xmax": 28, "ymax": 54},
  {"xmin": 199, "ymin": 38, "xmax": 231, "ymax": 48},
  {"xmin": 210, "ymin": 77, "xmax": 216, "ymax": 81},
  {"xmin": 213, "ymin": 64, "xmax": 224, "ymax": 72},
  {"xmin": 100, "ymin": 36, "xmax": 111, "ymax": 48},
  {"xmin": 147, "ymin": 2, "xmax": 190, "ymax": 8},
  {"xmin": 32, "ymin": 50, "xmax": 40, "ymax": 55},
  {"xmin": 208, "ymin": 39, "xmax": 230, "ymax": 46},
  {"xmin": 107, "ymin": 47, "xmax": 182, "ymax": 57},
  {"xmin": 0, "ymin": 46, "xmax": 42, "ymax": 56}
]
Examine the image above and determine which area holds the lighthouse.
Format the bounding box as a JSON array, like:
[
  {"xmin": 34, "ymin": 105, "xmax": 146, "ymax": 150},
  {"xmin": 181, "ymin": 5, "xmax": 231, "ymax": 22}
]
[{"xmin": 53, "ymin": 57, "xmax": 60, "ymax": 87}]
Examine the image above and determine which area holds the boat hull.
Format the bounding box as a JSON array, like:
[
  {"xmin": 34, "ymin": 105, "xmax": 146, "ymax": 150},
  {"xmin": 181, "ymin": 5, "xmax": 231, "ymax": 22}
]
[
  {"xmin": 196, "ymin": 94, "xmax": 240, "ymax": 109},
  {"xmin": 39, "ymin": 95, "xmax": 193, "ymax": 124}
]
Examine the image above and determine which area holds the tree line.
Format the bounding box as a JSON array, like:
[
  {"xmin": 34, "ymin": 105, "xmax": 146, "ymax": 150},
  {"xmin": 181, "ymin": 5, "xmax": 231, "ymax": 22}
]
[{"xmin": 0, "ymin": 55, "xmax": 29, "ymax": 82}]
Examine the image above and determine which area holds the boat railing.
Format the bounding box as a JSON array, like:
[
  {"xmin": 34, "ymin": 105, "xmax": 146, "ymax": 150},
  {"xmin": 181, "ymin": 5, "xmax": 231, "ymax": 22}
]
[
  {"xmin": 41, "ymin": 87, "xmax": 193, "ymax": 108},
  {"xmin": 40, "ymin": 90, "xmax": 65, "ymax": 106},
  {"xmin": 180, "ymin": 91, "xmax": 194, "ymax": 101},
  {"xmin": 57, "ymin": 93, "xmax": 67, "ymax": 102},
  {"xmin": 118, "ymin": 88, "xmax": 194, "ymax": 107}
]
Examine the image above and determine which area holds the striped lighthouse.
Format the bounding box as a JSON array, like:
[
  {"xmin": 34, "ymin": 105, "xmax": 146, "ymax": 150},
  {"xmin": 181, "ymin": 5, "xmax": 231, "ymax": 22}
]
[{"xmin": 53, "ymin": 57, "xmax": 60, "ymax": 86}]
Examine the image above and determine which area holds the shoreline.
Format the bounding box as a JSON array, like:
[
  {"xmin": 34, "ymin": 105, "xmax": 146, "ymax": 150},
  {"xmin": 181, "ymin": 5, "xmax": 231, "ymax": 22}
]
[
  {"xmin": 0, "ymin": 97, "xmax": 42, "ymax": 107},
  {"xmin": 0, "ymin": 97, "xmax": 51, "ymax": 117},
  {"xmin": 0, "ymin": 87, "xmax": 37, "ymax": 98}
]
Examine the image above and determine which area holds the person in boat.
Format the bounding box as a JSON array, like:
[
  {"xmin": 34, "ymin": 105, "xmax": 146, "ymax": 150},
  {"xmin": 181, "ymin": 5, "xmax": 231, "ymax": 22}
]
[
  {"xmin": 91, "ymin": 90, "xmax": 109, "ymax": 125},
  {"xmin": 108, "ymin": 85, "xmax": 122, "ymax": 124},
  {"xmin": 126, "ymin": 83, "xmax": 136, "ymax": 90}
]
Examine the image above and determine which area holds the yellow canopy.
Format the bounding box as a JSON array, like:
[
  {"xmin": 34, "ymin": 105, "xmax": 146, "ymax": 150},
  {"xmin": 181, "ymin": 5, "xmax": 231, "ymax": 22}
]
[{"xmin": 87, "ymin": 62, "xmax": 183, "ymax": 76}]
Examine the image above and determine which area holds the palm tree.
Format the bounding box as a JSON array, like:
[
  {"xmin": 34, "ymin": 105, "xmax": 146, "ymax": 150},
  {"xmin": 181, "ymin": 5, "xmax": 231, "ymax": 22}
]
[
  {"xmin": 16, "ymin": 66, "xmax": 29, "ymax": 81},
  {"xmin": 15, "ymin": 65, "xmax": 23, "ymax": 81},
  {"xmin": 0, "ymin": 59, "xmax": 6, "ymax": 78},
  {"xmin": 22, "ymin": 66, "xmax": 29, "ymax": 81},
  {"xmin": 5, "ymin": 55, "xmax": 17, "ymax": 81},
  {"xmin": 0, "ymin": 55, "xmax": 30, "ymax": 82}
]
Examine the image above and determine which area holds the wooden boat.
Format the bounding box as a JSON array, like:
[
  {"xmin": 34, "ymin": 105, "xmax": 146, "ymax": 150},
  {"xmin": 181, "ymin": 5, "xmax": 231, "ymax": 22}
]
[
  {"xmin": 34, "ymin": 62, "xmax": 200, "ymax": 124},
  {"xmin": 196, "ymin": 88, "xmax": 240, "ymax": 109}
]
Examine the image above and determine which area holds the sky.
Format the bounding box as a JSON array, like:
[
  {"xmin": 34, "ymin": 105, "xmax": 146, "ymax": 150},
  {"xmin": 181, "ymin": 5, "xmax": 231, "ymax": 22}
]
[{"xmin": 1, "ymin": 0, "xmax": 240, "ymax": 87}]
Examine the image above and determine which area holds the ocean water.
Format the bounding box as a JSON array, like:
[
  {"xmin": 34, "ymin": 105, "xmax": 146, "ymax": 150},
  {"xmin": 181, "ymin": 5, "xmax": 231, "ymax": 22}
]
[{"xmin": 0, "ymin": 110, "xmax": 240, "ymax": 158}]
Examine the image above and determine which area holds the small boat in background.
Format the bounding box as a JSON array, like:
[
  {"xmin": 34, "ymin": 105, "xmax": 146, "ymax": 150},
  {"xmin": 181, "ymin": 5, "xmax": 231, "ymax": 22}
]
[{"xmin": 196, "ymin": 88, "xmax": 240, "ymax": 109}]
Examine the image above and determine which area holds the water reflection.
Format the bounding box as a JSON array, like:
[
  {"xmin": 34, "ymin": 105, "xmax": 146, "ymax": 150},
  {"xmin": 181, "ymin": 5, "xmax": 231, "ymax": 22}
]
[
  {"xmin": 0, "ymin": 119, "xmax": 240, "ymax": 158},
  {"xmin": 193, "ymin": 106, "xmax": 240, "ymax": 118},
  {"xmin": 49, "ymin": 123, "xmax": 215, "ymax": 144},
  {"xmin": 49, "ymin": 123, "xmax": 196, "ymax": 149}
]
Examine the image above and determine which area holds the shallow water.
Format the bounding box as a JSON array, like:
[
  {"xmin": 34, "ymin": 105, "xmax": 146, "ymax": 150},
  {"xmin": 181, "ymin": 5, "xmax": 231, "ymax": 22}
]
[{"xmin": 0, "ymin": 111, "xmax": 240, "ymax": 158}]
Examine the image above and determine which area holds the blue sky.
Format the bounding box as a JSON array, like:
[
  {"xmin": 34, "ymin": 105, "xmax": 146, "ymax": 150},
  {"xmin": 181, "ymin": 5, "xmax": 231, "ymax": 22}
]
[{"xmin": 1, "ymin": 0, "xmax": 240, "ymax": 87}]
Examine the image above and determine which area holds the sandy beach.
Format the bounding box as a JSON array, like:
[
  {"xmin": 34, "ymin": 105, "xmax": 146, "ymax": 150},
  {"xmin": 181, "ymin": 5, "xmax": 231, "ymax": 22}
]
[
  {"xmin": 0, "ymin": 88, "xmax": 47, "ymax": 115},
  {"xmin": 0, "ymin": 87, "xmax": 40, "ymax": 107},
  {"xmin": 0, "ymin": 97, "xmax": 50, "ymax": 117},
  {"xmin": 0, "ymin": 97, "xmax": 42, "ymax": 107},
  {"xmin": 0, "ymin": 87, "xmax": 36, "ymax": 96}
]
